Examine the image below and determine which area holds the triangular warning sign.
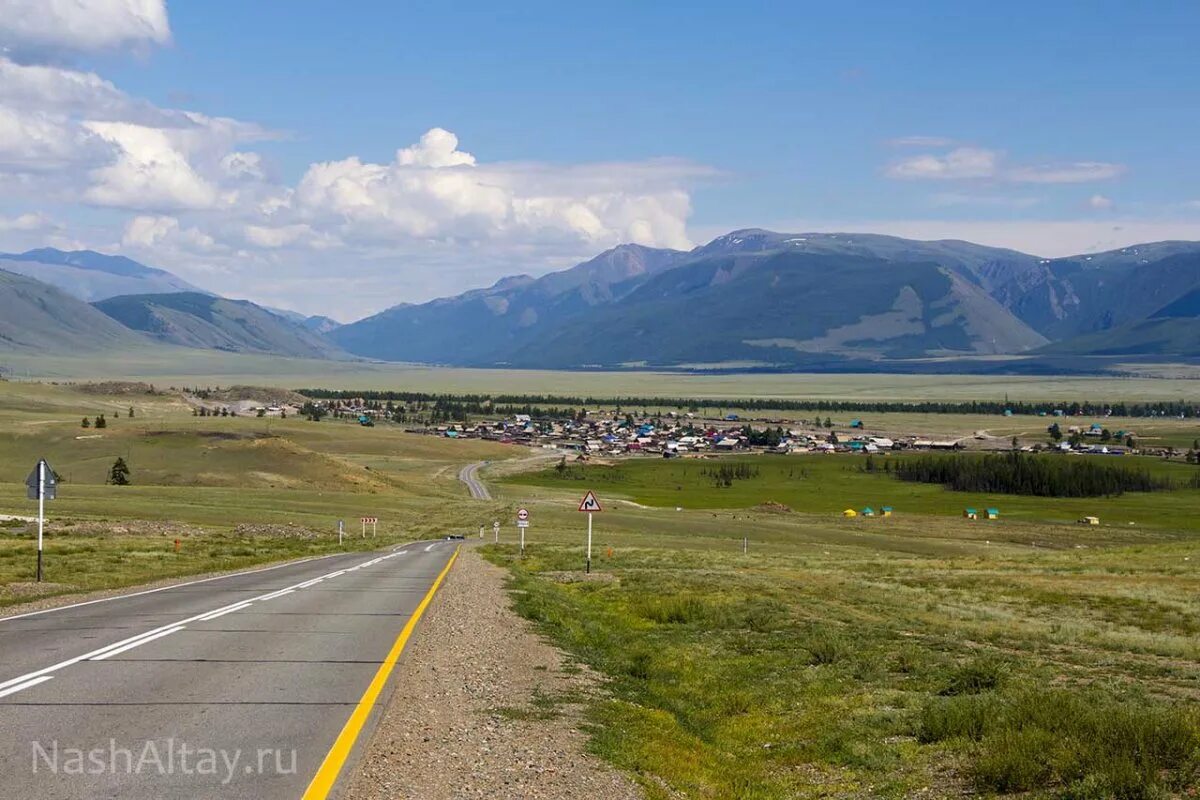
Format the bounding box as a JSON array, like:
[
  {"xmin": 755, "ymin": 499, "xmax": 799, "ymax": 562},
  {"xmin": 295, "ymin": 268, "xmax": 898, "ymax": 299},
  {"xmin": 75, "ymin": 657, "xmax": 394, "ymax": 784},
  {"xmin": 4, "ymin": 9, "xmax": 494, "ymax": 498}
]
[{"xmin": 578, "ymin": 491, "xmax": 602, "ymax": 513}]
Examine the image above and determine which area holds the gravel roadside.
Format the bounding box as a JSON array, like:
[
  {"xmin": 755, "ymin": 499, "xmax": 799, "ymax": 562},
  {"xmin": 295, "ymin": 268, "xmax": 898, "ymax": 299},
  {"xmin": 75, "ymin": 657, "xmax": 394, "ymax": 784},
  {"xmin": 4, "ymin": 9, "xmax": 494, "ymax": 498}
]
[{"xmin": 347, "ymin": 546, "xmax": 642, "ymax": 800}]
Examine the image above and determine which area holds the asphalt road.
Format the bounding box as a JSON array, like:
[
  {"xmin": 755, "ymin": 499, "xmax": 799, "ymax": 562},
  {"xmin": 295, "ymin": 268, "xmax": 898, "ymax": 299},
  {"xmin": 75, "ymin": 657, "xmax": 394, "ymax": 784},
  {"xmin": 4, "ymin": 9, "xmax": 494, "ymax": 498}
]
[
  {"xmin": 458, "ymin": 461, "xmax": 491, "ymax": 500},
  {"xmin": 0, "ymin": 541, "xmax": 458, "ymax": 799}
]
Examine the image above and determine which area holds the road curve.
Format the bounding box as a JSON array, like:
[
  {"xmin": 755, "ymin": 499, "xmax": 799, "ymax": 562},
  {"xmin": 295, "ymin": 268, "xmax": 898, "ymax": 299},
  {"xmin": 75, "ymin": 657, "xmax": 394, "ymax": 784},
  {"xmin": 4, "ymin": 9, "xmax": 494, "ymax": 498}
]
[
  {"xmin": 458, "ymin": 461, "xmax": 491, "ymax": 500},
  {"xmin": 0, "ymin": 542, "xmax": 458, "ymax": 799}
]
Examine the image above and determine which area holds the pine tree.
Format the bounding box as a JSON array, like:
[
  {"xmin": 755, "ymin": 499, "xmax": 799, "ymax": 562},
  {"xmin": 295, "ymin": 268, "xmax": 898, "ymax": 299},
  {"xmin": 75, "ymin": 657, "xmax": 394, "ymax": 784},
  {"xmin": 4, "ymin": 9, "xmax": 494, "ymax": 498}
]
[
  {"xmin": 107, "ymin": 457, "xmax": 131, "ymax": 486},
  {"xmin": 94, "ymin": 415, "xmax": 106, "ymax": 429},
  {"xmin": 128, "ymin": 407, "xmax": 135, "ymax": 418},
  {"xmin": 81, "ymin": 417, "xmax": 90, "ymax": 428}
]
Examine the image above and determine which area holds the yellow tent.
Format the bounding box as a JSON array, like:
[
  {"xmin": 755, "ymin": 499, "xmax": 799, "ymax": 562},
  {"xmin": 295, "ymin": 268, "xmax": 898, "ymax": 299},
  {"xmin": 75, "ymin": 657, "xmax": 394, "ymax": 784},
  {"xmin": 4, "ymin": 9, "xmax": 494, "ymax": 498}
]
[{"xmin": 842, "ymin": 509, "xmax": 857, "ymax": 518}]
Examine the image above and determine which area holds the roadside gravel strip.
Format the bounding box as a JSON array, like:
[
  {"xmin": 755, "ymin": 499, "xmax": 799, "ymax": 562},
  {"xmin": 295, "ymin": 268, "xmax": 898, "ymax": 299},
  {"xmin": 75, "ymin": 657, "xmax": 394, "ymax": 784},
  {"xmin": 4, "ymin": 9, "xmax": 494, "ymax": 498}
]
[{"xmin": 347, "ymin": 547, "xmax": 642, "ymax": 800}]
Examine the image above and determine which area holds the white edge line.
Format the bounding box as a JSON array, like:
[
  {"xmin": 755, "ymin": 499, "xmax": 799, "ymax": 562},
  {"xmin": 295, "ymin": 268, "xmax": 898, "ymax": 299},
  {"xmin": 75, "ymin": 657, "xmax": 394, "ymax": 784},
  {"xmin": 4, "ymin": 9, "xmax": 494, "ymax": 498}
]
[
  {"xmin": 0, "ymin": 675, "xmax": 54, "ymax": 700},
  {"xmin": 197, "ymin": 601, "xmax": 254, "ymax": 622},
  {"xmin": 0, "ymin": 553, "xmax": 342, "ymax": 624},
  {"xmin": 90, "ymin": 626, "xmax": 186, "ymax": 661}
]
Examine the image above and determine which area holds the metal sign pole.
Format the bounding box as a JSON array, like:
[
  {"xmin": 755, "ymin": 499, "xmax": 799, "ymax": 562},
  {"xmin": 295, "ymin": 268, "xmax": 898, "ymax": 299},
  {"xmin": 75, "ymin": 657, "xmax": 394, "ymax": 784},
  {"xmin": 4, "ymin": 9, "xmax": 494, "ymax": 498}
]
[
  {"xmin": 36, "ymin": 460, "xmax": 44, "ymax": 583},
  {"xmin": 586, "ymin": 512, "xmax": 592, "ymax": 574},
  {"xmin": 520, "ymin": 524, "xmax": 525, "ymax": 555},
  {"xmin": 373, "ymin": 520, "xmax": 377, "ymax": 538}
]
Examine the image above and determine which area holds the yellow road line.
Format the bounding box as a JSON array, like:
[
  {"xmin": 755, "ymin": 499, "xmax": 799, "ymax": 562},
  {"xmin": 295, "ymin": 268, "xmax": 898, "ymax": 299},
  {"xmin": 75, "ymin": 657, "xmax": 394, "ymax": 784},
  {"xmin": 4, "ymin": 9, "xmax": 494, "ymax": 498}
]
[{"xmin": 301, "ymin": 546, "xmax": 460, "ymax": 800}]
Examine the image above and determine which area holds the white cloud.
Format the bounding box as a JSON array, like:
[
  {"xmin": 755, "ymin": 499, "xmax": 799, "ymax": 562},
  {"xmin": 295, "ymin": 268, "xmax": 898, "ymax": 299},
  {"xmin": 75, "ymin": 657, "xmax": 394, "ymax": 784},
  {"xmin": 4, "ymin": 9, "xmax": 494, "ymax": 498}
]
[
  {"xmin": 1088, "ymin": 194, "xmax": 1115, "ymax": 211},
  {"xmin": 0, "ymin": 0, "xmax": 170, "ymax": 57},
  {"xmin": 886, "ymin": 147, "xmax": 999, "ymax": 180},
  {"xmin": 395, "ymin": 128, "xmax": 476, "ymax": 167},
  {"xmin": 0, "ymin": 211, "xmax": 56, "ymax": 231},
  {"xmin": 122, "ymin": 214, "xmax": 216, "ymax": 251},
  {"xmin": 886, "ymin": 142, "xmax": 1125, "ymax": 185},
  {"xmin": 82, "ymin": 121, "xmax": 221, "ymax": 210},
  {"xmin": 288, "ymin": 129, "xmax": 699, "ymax": 251}
]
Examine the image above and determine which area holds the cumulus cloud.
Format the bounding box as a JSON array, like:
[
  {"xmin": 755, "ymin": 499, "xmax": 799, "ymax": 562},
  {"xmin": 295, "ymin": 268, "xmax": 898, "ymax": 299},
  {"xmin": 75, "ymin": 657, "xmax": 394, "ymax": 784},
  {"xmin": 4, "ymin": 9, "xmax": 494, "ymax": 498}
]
[
  {"xmin": 121, "ymin": 214, "xmax": 217, "ymax": 251},
  {"xmin": 287, "ymin": 129, "xmax": 700, "ymax": 251},
  {"xmin": 0, "ymin": 0, "xmax": 170, "ymax": 58},
  {"xmin": 82, "ymin": 122, "xmax": 221, "ymax": 209},
  {"xmin": 886, "ymin": 142, "xmax": 1124, "ymax": 185}
]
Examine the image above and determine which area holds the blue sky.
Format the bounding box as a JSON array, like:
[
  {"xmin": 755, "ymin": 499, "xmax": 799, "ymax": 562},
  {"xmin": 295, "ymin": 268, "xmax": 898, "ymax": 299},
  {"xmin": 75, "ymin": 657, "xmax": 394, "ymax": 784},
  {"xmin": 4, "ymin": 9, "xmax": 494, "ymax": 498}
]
[{"xmin": 1, "ymin": 1, "xmax": 1198, "ymax": 318}]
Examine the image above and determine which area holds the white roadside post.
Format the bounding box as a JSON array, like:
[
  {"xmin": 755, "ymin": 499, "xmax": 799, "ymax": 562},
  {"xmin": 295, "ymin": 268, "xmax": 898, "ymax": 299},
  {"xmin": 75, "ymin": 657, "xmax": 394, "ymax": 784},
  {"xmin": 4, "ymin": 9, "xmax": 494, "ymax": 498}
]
[
  {"xmin": 338, "ymin": 519, "xmax": 344, "ymax": 546},
  {"xmin": 578, "ymin": 491, "xmax": 603, "ymax": 574},
  {"xmin": 37, "ymin": 461, "xmax": 45, "ymax": 582},
  {"xmin": 493, "ymin": 520, "xmax": 500, "ymax": 543},
  {"xmin": 479, "ymin": 525, "xmax": 484, "ymax": 540},
  {"xmin": 26, "ymin": 459, "xmax": 57, "ymax": 583}
]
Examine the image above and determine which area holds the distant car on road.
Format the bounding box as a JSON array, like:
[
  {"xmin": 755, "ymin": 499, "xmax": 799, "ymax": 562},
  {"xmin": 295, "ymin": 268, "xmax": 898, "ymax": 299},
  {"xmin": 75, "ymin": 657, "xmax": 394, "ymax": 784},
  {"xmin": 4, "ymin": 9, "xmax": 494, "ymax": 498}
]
[{"xmin": 445, "ymin": 534, "xmax": 466, "ymax": 540}]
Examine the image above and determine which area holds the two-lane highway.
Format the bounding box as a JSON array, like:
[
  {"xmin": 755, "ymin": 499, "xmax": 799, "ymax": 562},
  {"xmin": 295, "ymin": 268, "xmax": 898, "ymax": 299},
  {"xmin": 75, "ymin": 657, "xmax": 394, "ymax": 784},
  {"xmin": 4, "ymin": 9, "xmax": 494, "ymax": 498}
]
[
  {"xmin": 458, "ymin": 461, "xmax": 491, "ymax": 500},
  {"xmin": 0, "ymin": 541, "xmax": 458, "ymax": 799}
]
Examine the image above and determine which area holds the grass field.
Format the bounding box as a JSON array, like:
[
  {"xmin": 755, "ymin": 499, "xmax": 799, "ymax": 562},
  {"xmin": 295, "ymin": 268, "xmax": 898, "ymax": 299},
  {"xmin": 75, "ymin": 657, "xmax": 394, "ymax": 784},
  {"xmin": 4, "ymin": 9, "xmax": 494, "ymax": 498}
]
[
  {"xmin": 505, "ymin": 453, "xmax": 1200, "ymax": 532},
  {"xmin": 2, "ymin": 377, "xmax": 1199, "ymax": 796},
  {"xmin": 3, "ymin": 352, "xmax": 1199, "ymax": 401},
  {"xmin": 485, "ymin": 457, "xmax": 1200, "ymax": 799},
  {"xmin": 0, "ymin": 380, "xmax": 517, "ymax": 606}
]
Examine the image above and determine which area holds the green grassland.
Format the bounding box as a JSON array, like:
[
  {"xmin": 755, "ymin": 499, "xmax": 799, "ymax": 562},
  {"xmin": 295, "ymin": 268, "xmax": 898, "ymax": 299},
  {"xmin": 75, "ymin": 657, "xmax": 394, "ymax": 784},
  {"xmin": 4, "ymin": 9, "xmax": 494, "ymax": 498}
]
[
  {"xmin": 506, "ymin": 453, "xmax": 1200, "ymax": 533},
  {"xmin": 3, "ymin": 377, "xmax": 1200, "ymax": 797},
  {"xmin": 0, "ymin": 380, "xmax": 516, "ymax": 605},
  {"xmin": 489, "ymin": 455, "xmax": 1200, "ymax": 798}
]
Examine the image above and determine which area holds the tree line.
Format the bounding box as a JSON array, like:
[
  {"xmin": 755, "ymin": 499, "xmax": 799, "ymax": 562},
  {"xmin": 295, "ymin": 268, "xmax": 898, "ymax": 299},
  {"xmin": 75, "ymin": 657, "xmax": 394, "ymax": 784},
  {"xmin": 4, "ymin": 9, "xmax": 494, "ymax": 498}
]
[
  {"xmin": 296, "ymin": 389, "xmax": 1198, "ymax": 419},
  {"xmin": 893, "ymin": 452, "xmax": 1172, "ymax": 498}
]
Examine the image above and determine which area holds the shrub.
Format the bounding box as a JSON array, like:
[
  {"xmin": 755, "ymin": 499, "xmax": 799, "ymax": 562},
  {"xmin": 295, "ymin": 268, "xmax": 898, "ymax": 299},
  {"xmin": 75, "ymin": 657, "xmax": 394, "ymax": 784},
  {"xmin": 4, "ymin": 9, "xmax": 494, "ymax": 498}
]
[
  {"xmin": 940, "ymin": 656, "xmax": 1006, "ymax": 696},
  {"xmin": 800, "ymin": 626, "xmax": 849, "ymax": 665}
]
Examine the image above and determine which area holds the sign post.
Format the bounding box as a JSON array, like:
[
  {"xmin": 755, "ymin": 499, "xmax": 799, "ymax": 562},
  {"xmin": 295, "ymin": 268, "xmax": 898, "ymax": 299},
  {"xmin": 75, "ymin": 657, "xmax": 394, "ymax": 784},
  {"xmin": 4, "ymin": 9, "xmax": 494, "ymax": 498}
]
[
  {"xmin": 577, "ymin": 491, "xmax": 602, "ymax": 574},
  {"xmin": 338, "ymin": 519, "xmax": 344, "ymax": 546},
  {"xmin": 25, "ymin": 459, "xmax": 57, "ymax": 583},
  {"xmin": 360, "ymin": 516, "xmax": 378, "ymax": 538},
  {"xmin": 516, "ymin": 508, "xmax": 529, "ymax": 554},
  {"xmin": 492, "ymin": 521, "xmax": 500, "ymax": 543}
]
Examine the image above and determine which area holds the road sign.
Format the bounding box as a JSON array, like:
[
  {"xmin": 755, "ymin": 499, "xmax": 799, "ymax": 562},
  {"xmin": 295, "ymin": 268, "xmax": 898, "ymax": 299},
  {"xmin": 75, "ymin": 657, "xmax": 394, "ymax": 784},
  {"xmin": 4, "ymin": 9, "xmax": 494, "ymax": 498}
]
[
  {"xmin": 517, "ymin": 508, "xmax": 529, "ymax": 521},
  {"xmin": 360, "ymin": 517, "xmax": 377, "ymax": 538},
  {"xmin": 25, "ymin": 461, "xmax": 56, "ymax": 501},
  {"xmin": 578, "ymin": 491, "xmax": 602, "ymax": 513},
  {"xmin": 578, "ymin": 491, "xmax": 602, "ymax": 573},
  {"xmin": 360, "ymin": 517, "xmax": 377, "ymax": 524},
  {"xmin": 493, "ymin": 520, "xmax": 500, "ymax": 543}
]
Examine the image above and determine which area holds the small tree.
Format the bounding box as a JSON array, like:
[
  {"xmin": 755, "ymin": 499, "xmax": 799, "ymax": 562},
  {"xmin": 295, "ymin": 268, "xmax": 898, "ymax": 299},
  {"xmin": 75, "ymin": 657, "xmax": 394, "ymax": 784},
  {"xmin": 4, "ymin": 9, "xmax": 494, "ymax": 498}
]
[
  {"xmin": 1047, "ymin": 422, "xmax": 1062, "ymax": 442},
  {"xmin": 94, "ymin": 414, "xmax": 107, "ymax": 429},
  {"xmin": 1011, "ymin": 435, "xmax": 1019, "ymax": 450},
  {"xmin": 1126, "ymin": 435, "xmax": 1137, "ymax": 449},
  {"xmin": 107, "ymin": 457, "xmax": 131, "ymax": 486},
  {"xmin": 81, "ymin": 417, "xmax": 90, "ymax": 428},
  {"xmin": 128, "ymin": 407, "xmax": 135, "ymax": 418}
]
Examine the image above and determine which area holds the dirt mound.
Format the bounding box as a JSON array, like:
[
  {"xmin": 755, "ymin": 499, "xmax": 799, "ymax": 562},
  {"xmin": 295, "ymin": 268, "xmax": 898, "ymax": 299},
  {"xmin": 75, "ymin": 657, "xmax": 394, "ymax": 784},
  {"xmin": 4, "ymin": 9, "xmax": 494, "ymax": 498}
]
[
  {"xmin": 202, "ymin": 386, "xmax": 308, "ymax": 405},
  {"xmin": 75, "ymin": 381, "xmax": 162, "ymax": 396},
  {"xmin": 754, "ymin": 500, "xmax": 793, "ymax": 513}
]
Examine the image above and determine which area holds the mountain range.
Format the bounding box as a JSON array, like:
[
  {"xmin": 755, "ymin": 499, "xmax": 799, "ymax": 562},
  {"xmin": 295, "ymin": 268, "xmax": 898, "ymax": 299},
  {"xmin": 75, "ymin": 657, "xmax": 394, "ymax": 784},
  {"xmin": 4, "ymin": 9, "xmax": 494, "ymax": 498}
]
[
  {"xmin": 330, "ymin": 230, "xmax": 1200, "ymax": 367},
  {"xmin": 0, "ymin": 235, "xmax": 1197, "ymax": 370}
]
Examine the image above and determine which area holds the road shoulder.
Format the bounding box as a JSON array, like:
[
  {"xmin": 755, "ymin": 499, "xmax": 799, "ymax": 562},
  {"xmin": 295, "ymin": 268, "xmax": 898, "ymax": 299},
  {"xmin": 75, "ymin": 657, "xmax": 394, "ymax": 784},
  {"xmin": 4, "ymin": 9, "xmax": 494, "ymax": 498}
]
[{"xmin": 347, "ymin": 546, "xmax": 641, "ymax": 800}]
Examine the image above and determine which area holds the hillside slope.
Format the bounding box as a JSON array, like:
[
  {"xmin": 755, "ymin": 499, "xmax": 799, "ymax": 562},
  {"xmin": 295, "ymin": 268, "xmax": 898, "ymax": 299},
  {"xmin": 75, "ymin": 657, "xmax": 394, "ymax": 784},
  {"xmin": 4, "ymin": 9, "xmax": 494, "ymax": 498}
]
[
  {"xmin": 331, "ymin": 243, "xmax": 685, "ymax": 362},
  {"xmin": 0, "ymin": 248, "xmax": 204, "ymax": 302},
  {"xmin": 0, "ymin": 269, "xmax": 153, "ymax": 353},
  {"xmin": 93, "ymin": 292, "xmax": 350, "ymax": 359}
]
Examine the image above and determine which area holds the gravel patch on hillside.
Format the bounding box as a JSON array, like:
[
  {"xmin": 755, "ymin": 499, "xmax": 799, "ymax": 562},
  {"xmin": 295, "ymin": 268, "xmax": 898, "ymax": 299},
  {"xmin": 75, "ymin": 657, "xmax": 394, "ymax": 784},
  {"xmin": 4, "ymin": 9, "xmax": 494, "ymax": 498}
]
[{"xmin": 347, "ymin": 547, "xmax": 641, "ymax": 800}]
